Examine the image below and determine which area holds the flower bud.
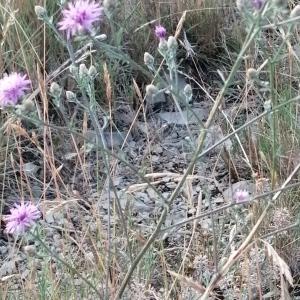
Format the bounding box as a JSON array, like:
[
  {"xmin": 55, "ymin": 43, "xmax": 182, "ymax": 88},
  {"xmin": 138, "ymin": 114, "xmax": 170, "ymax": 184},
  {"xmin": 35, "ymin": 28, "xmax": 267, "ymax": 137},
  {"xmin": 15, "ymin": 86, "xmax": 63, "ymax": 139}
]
[
  {"xmin": 95, "ymin": 34, "xmax": 107, "ymax": 41},
  {"xmin": 88, "ymin": 65, "xmax": 97, "ymax": 79},
  {"xmin": 158, "ymin": 39, "xmax": 168, "ymax": 57},
  {"xmin": 167, "ymin": 36, "xmax": 178, "ymax": 52},
  {"xmin": 103, "ymin": 0, "xmax": 115, "ymax": 10},
  {"xmin": 246, "ymin": 68, "xmax": 258, "ymax": 81},
  {"xmin": 69, "ymin": 64, "xmax": 78, "ymax": 76},
  {"xmin": 35, "ymin": 6, "xmax": 47, "ymax": 20},
  {"xmin": 183, "ymin": 84, "xmax": 193, "ymax": 101},
  {"xmin": 79, "ymin": 64, "xmax": 89, "ymax": 79},
  {"xmin": 50, "ymin": 82, "xmax": 62, "ymax": 97},
  {"xmin": 66, "ymin": 91, "xmax": 76, "ymax": 102},
  {"xmin": 22, "ymin": 98, "xmax": 35, "ymax": 112},
  {"xmin": 24, "ymin": 245, "xmax": 36, "ymax": 257},
  {"xmin": 264, "ymin": 99, "xmax": 272, "ymax": 112},
  {"xmin": 144, "ymin": 52, "xmax": 154, "ymax": 67},
  {"xmin": 145, "ymin": 84, "xmax": 158, "ymax": 97}
]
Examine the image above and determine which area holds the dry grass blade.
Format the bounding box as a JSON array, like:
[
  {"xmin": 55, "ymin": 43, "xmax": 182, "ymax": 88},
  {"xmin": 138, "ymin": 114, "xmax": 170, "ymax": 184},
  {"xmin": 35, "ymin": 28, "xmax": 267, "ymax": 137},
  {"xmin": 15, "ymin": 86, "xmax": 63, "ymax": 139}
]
[
  {"xmin": 103, "ymin": 62, "xmax": 112, "ymax": 107},
  {"xmin": 167, "ymin": 270, "xmax": 206, "ymax": 294},
  {"xmin": 174, "ymin": 10, "xmax": 186, "ymax": 38},
  {"xmin": 262, "ymin": 240, "xmax": 293, "ymax": 287}
]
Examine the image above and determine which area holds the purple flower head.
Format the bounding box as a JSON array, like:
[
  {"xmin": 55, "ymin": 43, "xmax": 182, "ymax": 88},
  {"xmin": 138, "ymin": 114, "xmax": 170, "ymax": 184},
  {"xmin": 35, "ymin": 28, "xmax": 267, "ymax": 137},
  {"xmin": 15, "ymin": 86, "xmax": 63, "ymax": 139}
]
[
  {"xmin": 4, "ymin": 203, "xmax": 41, "ymax": 235},
  {"xmin": 58, "ymin": 0, "xmax": 103, "ymax": 39},
  {"xmin": 155, "ymin": 25, "xmax": 167, "ymax": 40},
  {"xmin": 0, "ymin": 73, "xmax": 31, "ymax": 107},
  {"xmin": 251, "ymin": 0, "xmax": 264, "ymax": 10},
  {"xmin": 234, "ymin": 189, "xmax": 250, "ymax": 203}
]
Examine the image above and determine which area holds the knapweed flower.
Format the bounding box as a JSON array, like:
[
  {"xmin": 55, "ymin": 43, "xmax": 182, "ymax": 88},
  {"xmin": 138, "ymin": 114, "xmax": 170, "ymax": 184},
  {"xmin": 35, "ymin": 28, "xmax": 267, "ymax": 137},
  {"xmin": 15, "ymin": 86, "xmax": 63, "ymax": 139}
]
[
  {"xmin": 58, "ymin": 0, "xmax": 103, "ymax": 39},
  {"xmin": 155, "ymin": 25, "xmax": 167, "ymax": 40},
  {"xmin": 0, "ymin": 73, "xmax": 31, "ymax": 107},
  {"xmin": 4, "ymin": 203, "xmax": 41, "ymax": 234},
  {"xmin": 234, "ymin": 189, "xmax": 250, "ymax": 203},
  {"xmin": 251, "ymin": 0, "xmax": 264, "ymax": 10}
]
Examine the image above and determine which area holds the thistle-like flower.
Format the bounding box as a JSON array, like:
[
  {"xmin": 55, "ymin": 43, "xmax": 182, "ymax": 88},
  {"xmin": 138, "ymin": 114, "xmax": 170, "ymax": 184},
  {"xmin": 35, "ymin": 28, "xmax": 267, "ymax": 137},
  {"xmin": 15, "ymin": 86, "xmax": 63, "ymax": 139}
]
[
  {"xmin": 234, "ymin": 189, "xmax": 250, "ymax": 203},
  {"xmin": 251, "ymin": 0, "xmax": 264, "ymax": 10},
  {"xmin": 155, "ymin": 25, "xmax": 167, "ymax": 40},
  {"xmin": 0, "ymin": 73, "xmax": 31, "ymax": 107},
  {"xmin": 58, "ymin": 0, "xmax": 103, "ymax": 39},
  {"xmin": 4, "ymin": 203, "xmax": 41, "ymax": 234}
]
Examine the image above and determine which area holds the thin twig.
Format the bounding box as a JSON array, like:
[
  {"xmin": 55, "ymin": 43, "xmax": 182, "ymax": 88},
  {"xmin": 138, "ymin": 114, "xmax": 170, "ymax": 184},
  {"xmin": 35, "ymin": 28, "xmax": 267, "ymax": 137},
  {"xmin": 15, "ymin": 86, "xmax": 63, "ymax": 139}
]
[{"xmin": 161, "ymin": 182, "xmax": 300, "ymax": 233}]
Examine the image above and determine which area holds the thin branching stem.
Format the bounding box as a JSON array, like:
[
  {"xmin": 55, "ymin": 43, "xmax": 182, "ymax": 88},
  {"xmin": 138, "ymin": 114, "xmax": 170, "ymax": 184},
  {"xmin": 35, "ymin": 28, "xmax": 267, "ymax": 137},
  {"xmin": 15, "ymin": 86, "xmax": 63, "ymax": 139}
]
[{"xmin": 115, "ymin": 21, "xmax": 260, "ymax": 300}]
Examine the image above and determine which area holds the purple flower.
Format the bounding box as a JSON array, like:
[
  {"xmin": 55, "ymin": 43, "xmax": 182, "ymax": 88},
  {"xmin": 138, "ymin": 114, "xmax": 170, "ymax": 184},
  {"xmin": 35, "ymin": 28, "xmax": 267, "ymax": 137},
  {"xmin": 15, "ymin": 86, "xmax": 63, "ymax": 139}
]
[
  {"xmin": 234, "ymin": 189, "xmax": 250, "ymax": 203},
  {"xmin": 4, "ymin": 203, "xmax": 41, "ymax": 234},
  {"xmin": 0, "ymin": 73, "xmax": 31, "ymax": 107},
  {"xmin": 155, "ymin": 25, "xmax": 167, "ymax": 40},
  {"xmin": 251, "ymin": 0, "xmax": 264, "ymax": 10},
  {"xmin": 58, "ymin": 0, "xmax": 103, "ymax": 39}
]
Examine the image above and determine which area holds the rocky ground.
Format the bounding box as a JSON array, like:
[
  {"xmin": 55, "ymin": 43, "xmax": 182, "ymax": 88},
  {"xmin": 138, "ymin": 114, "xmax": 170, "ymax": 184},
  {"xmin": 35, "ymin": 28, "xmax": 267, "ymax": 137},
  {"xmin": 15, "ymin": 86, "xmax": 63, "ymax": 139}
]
[{"xmin": 0, "ymin": 71, "xmax": 297, "ymax": 299}]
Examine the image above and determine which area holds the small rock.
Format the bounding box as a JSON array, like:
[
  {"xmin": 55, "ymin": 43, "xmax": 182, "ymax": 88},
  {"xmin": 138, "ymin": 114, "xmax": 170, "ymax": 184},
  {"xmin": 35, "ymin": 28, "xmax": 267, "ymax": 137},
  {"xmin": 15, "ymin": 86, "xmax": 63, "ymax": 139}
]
[
  {"xmin": 23, "ymin": 162, "xmax": 39, "ymax": 176},
  {"xmin": 152, "ymin": 145, "xmax": 163, "ymax": 154},
  {"xmin": 0, "ymin": 246, "xmax": 8, "ymax": 255},
  {"xmin": 45, "ymin": 212, "xmax": 55, "ymax": 224},
  {"xmin": 0, "ymin": 260, "xmax": 16, "ymax": 276},
  {"xmin": 84, "ymin": 252, "xmax": 95, "ymax": 265},
  {"xmin": 214, "ymin": 197, "xmax": 224, "ymax": 204},
  {"xmin": 158, "ymin": 108, "xmax": 208, "ymax": 125},
  {"xmin": 74, "ymin": 278, "xmax": 83, "ymax": 286},
  {"xmin": 151, "ymin": 155, "xmax": 160, "ymax": 163},
  {"xmin": 166, "ymin": 182, "xmax": 177, "ymax": 189}
]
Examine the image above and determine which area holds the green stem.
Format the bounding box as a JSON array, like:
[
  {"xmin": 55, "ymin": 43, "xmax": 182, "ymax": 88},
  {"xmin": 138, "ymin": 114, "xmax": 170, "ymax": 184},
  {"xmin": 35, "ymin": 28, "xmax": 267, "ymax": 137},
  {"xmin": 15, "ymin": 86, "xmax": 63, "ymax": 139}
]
[{"xmin": 31, "ymin": 232, "xmax": 101, "ymax": 297}]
